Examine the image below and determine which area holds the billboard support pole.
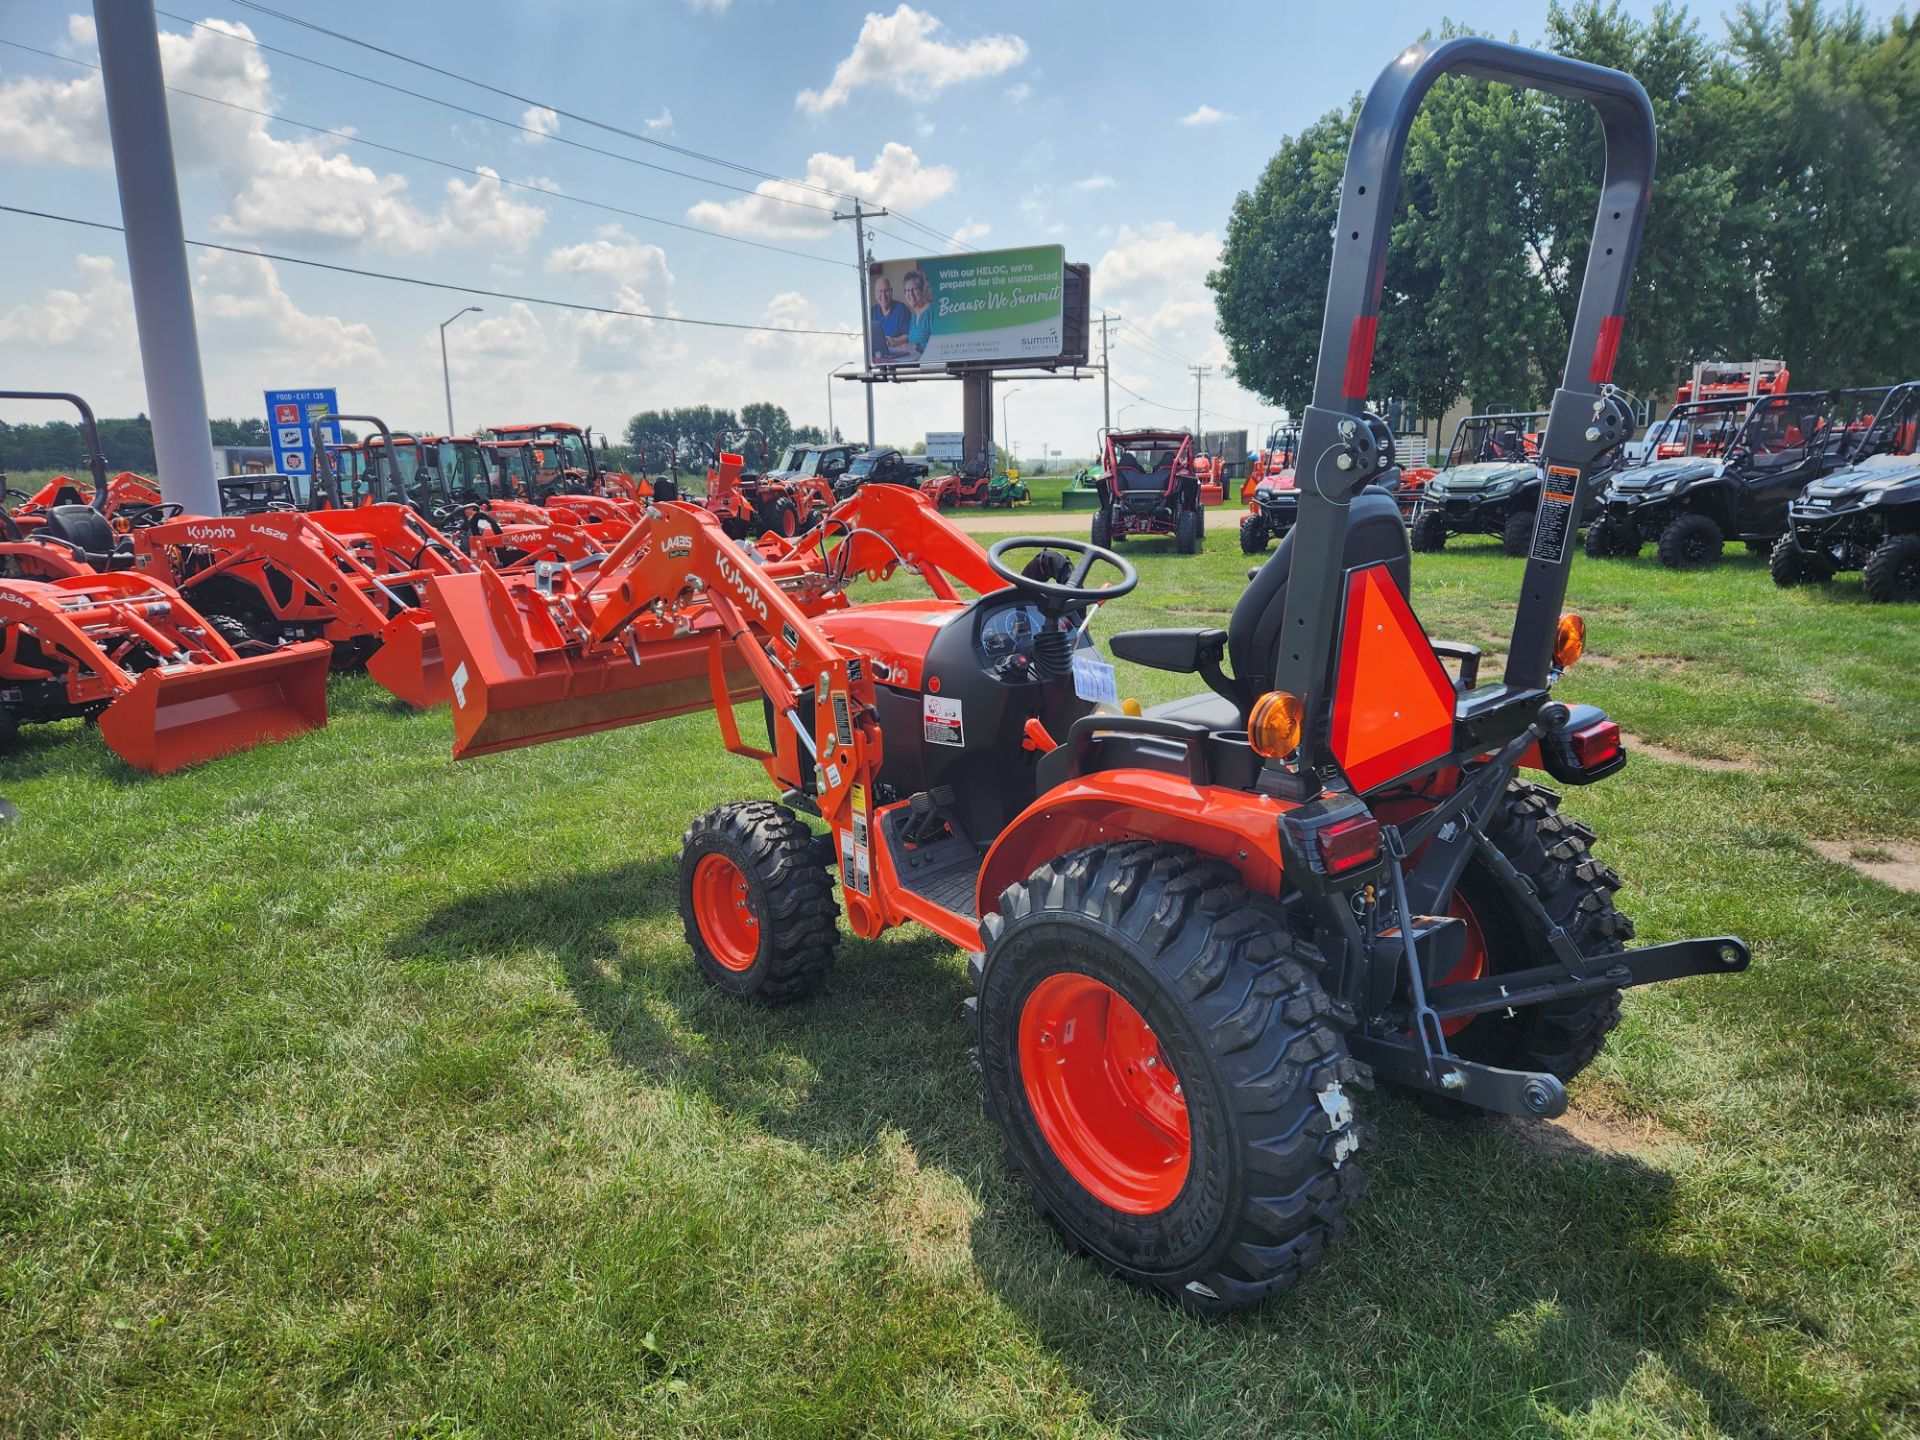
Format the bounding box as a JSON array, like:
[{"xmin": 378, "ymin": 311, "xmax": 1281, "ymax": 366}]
[
  {"xmin": 834, "ymin": 200, "xmax": 887, "ymax": 449},
  {"xmin": 94, "ymin": 0, "xmax": 219, "ymax": 515}
]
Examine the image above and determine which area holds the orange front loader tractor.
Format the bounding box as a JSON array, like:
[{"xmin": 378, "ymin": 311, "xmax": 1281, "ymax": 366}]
[{"xmin": 428, "ymin": 39, "xmax": 1748, "ymax": 1312}]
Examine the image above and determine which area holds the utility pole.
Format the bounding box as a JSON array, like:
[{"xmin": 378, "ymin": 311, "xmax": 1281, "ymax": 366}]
[
  {"xmin": 439, "ymin": 306, "xmax": 481, "ymax": 435},
  {"xmin": 1097, "ymin": 311, "xmax": 1121, "ymax": 434},
  {"xmin": 833, "ymin": 200, "xmax": 887, "ymax": 449},
  {"xmin": 1189, "ymin": 364, "xmax": 1211, "ymax": 448},
  {"xmin": 95, "ymin": 0, "xmax": 218, "ymax": 514}
]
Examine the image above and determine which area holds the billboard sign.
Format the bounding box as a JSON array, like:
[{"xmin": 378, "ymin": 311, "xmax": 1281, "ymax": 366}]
[
  {"xmin": 265, "ymin": 388, "xmax": 340, "ymax": 478},
  {"xmin": 867, "ymin": 245, "xmax": 1066, "ymax": 369}
]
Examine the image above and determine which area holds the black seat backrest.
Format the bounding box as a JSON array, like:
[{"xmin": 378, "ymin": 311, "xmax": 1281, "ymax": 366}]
[
  {"xmin": 1227, "ymin": 486, "xmax": 1411, "ymax": 698},
  {"xmin": 40, "ymin": 502, "xmax": 117, "ymax": 562}
]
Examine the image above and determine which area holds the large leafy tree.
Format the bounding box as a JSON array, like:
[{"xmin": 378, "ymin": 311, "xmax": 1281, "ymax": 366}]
[{"xmin": 739, "ymin": 401, "xmax": 794, "ymax": 455}]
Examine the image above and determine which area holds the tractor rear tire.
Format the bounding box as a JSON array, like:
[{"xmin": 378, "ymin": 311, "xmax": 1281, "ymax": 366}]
[
  {"xmin": 1174, "ymin": 508, "xmax": 1200, "ymax": 555},
  {"xmin": 1410, "ymin": 512, "xmax": 1448, "ymax": 553},
  {"xmin": 1657, "ymin": 512, "xmax": 1724, "ymax": 569},
  {"xmin": 1501, "ymin": 509, "xmax": 1535, "ymax": 557},
  {"xmin": 679, "ymin": 800, "xmax": 839, "ymax": 1003},
  {"xmin": 1090, "ymin": 508, "xmax": 1113, "ymax": 550},
  {"xmin": 1239, "ymin": 514, "xmax": 1270, "ymax": 555},
  {"xmin": 0, "ymin": 705, "xmax": 17, "ymax": 756},
  {"xmin": 759, "ymin": 498, "xmax": 799, "ymax": 539},
  {"xmin": 1429, "ymin": 782, "xmax": 1633, "ymax": 1103},
  {"xmin": 973, "ymin": 842, "xmax": 1370, "ymax": 1313},
  {"xmin": 1863, "ymin": 533, "xmax": 1920, "ymax": 603},
  {"xmin": 1769, "ymin": 534, "xmax": 1833, "ymax": 588}
]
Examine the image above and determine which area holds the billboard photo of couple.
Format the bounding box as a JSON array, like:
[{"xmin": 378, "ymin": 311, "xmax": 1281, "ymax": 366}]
[{"xmin": 867, "ymin": 245, "xmax": 1066, "ymax": 369}]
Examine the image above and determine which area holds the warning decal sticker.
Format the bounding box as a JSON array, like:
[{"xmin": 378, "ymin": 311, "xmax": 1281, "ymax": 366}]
[
  {"xmin": 923, "ymin": 694, "xmax": 964, "ymax": 746},
  {"xmin": 1530, "ymin": 465, "xmax": 1581, "ymax": 564}
]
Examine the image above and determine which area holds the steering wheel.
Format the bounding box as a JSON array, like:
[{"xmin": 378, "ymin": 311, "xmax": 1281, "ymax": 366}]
[
  {"xmin": 986, "ymin": 536, "xmax": 1137, "ymax": 612},
  {"xmin": 120, "ymin": 502, "xmax": 184, "ymax": 528}
]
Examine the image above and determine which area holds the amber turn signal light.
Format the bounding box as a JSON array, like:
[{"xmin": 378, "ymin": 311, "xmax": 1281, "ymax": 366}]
[
  {"xmin": 1554, "ymin": 613, "xmax": 1586, "ymax": 669},
  {"xmin": 1248, "ymin": 690, "xmax": 1304, "ymax": 758}
]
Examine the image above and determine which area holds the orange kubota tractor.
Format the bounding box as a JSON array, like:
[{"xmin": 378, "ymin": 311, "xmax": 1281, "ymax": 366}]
[
  {"xmin": 427, "ymin": 38, "xmax": 1748, "ymax": 1312},
  {"xmin": 126, "ymin": 414, "xmax": 474, "ymax": 706},
  {"xmin": 0, "ymin": 391, "xmax": 328, "ymax": 768}
]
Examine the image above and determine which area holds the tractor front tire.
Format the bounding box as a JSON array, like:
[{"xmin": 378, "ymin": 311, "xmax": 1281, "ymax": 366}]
[
  {"xmin": 205, "ymin": 612, "xmax": 269, "ymax": 656},
  {"xmin": 1239, "ymin": 514, "xmax": 1270, "ymax": 555},
  {"xmin": 1657, "ymin": 512, "xmax": 1724, "ymax": 569},
  {"xmin": 1410, "ymin": 512, "xmax": 1448, "ymax": 553},
  {"xmin": 1501, "ymin": 509, "xmax": 1536, "ymax": 557},
  {"xmin": 1863, "ymin": 533, "xmax": 1920, "ymax": 603},
  {"xmin": 1769, "ymin": 534, "xmax": 1833, "ymax": 588},
  {"xmin": 1174, "ymin": 508, "xmax": 1200, "ymax": 555},
  {"xmin": 679, "ymin": 800, "xmax": 839, "ymax": 1003},
  {"xmin": 1434, "ymin": 782, "xmax": 1633, "ymax": 1097},
  {"xmin": 973, "ymin": 843, "xmax": 1371, "ymax": 1313},
  {"xmin": 759, "ymin": 498, "xmax": 799, "ymax": 539},
  {"xmin": 1090, "ymin": 508, "xmax": 1113, "ymax": 550}
]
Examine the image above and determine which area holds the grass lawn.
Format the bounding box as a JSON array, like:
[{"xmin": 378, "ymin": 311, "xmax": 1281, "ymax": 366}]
[{"xmin": 2, "ymin": 531, "xmax": 1916, "ymax": 1438}]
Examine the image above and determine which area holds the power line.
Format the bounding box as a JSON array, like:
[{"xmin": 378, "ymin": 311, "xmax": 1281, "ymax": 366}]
[
  {"xmin": 201, "ymin": 1, "xmax": 978, "ymax": 254},
  {"xmin": 1120, "ymin": 318, "xmax": 1197, "ymax": 367},
  {"xmin": 1106, "ymin": 374, "xmax": 1250, "ymax": 428},
  {"xmin": 151, "ymin": 10, "xmax": 839, "ymax": 215},
  {"xmin": 0, "ymin": 204, "xmax": 860, "ymax": 337},
  {"xmin": 0, "ymin": 37, "xmax": 848, "ymax": 271}
]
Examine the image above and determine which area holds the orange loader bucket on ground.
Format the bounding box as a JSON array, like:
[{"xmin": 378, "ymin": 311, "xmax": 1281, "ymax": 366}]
[
  {"xmin": 366, "ymin": 612, "xmax": 449, "ymax": 708},
  {"xmin": 95, "ymin": 640, "xmax": 331, "ymax": 773}
]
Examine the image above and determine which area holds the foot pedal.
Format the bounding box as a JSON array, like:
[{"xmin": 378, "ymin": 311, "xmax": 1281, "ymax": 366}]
[{"xmin": 901, "ymin": 785, "xmax": 955, "ymax": 846}]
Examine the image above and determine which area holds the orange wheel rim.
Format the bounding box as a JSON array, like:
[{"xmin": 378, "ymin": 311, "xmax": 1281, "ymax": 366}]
[
  {"xmin": 692, "ymin": 853, "xmax": 759, "ymax": 971},
  {"xmin": 1439, "ymin": 893, "xmax": 1490, "ymax": 1037},
  {"xmin": 1018, "ymin": 972, "xmax": 1190, "ymax": 1214}
]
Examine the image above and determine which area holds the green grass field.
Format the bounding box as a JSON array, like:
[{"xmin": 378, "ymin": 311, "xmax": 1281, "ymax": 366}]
[{"xmin": 2, "ymin": 531, "xmax": 1916, "ymax": 1438}]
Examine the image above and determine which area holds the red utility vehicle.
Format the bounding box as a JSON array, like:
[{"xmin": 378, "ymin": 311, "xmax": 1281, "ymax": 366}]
[{"xmin": 1090, "ymin": 429, "xmax": 1205, "ymax": 554}]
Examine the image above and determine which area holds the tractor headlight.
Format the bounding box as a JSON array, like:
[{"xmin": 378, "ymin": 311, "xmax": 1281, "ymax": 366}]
[{"xmin": 1255, "ymin": 486, "xmax": 1274, "ymax": 501}]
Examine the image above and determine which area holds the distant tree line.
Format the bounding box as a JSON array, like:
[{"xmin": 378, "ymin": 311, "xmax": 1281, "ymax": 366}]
[
  {"xmin": 1, "ymin": 416, "xmax": 285, "ymax": 477},
  {"xmin": 623, "ymin": 402, "xmax": 840, "ymax": 473},
  {"xmin": 1209, "ymin": 0, "xmax": 1920, "ymax": 419}
]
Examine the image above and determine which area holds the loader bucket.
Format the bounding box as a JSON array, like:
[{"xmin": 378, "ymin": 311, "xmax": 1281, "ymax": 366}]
[
  {"xmin": 96, "ymin": 641, "xmax": 331, "ymax": 773},
  {"xmin": 429, "ymin": 570, "xmax": 758, "ymax": 759},
  {"xmin": 366, "ymin": 612, "xmax": 449, "ymax": 707}
]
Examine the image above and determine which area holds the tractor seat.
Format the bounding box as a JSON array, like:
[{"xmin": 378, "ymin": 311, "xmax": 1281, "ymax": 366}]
[
  {"xmin": 1112, "ymin": 486, "xmax": 1412, "ymax": 730},
  {"xmin": 36, "ymin": 503, "xmax": 122, "ymax": 569}
]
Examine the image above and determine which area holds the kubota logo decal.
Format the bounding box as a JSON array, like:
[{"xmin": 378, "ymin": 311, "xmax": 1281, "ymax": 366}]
[
  {"xmin": 713, "ymin": 551, "xmax": 768, "ymax": 621},
  {"xmin": 185, "ymin": 524, "xmax": 238, "ymax": 541}
]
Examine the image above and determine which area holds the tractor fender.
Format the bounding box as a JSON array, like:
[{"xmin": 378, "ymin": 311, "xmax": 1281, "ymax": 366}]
[{"xmin": 976, "ymin": 769, "xmax": 1292, "ymax": 916}]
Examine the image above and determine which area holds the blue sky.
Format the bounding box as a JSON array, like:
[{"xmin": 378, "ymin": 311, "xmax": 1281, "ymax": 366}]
[{"xmin": 0, "ymin": 1, "xmax": 1906, "ymax": 462}]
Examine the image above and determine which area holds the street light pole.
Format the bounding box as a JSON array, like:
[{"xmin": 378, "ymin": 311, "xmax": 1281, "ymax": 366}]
[
  {"xmin": 826, "ymin": 361, "xmax": 853, "ymax": 443},
  {"xmin": 1002, "ymin": 387, "xmax": 1020, "ymax": 470},
  {"xmin": 439, "ymin": 306, "xmax": 482, "ymax": 434}
]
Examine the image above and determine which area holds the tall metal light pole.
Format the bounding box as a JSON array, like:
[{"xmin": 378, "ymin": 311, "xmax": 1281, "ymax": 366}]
[
  {"xmin": 1001, "ymin": 387, "xmax": 1020, "ymax": 470},
  {"xmin": 94, "ymin": 0, "xmax": 218, "ymax": 514},
  {"xmin": 826, "ymin": 360, "xmax": 854, "ymax": 443},
  {"xmin": 440, "ymin": 306, "xmax": 482, "ymax": 435},
  {"xmin": 1189, "ymin": 364, "xmax": 1211, "ymax": 447}
]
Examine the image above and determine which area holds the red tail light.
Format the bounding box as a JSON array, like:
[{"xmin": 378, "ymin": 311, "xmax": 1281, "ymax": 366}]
[
  {"xmin": 1569, "ymin": 719, "xmax": 1621, "ymax": 770},
  {"xmin": 1315, "ymin": 815, "xmax": 1383, "ymax": 875}
]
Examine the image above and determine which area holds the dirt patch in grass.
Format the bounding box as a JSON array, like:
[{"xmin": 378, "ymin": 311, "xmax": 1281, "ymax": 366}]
[
  {"xmin": 1810, "ymin": 838, "xmax": 1920, "ymax": 895},
  {"xmin": 1504, "ymin": 1104, "xmax": 1679, "ymax": 1159},
  {"xmin": 1623, "ymin": 732, "xmax": 1759, "ymax": 773}
]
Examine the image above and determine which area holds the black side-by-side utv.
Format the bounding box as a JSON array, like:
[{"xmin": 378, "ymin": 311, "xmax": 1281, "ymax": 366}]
[{"xmin": 1772, "ymin": 380, "xmax": 1920, "ymax": 601}]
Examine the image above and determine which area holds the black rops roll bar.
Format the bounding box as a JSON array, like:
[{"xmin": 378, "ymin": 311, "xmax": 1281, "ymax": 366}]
[
  {"xmin": 310, "ymin": 413, "xmax": 402, "ymax": 509},
  {"xmin": 0, "ymin": 391, "xmax": 112, "ymax": 510},
  {"xmin": 1275, "ymin": 38, "xmax": 1655, "ymax": 788}
]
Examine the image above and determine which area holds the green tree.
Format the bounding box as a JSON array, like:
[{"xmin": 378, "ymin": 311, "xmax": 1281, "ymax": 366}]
[{"xmin": 739, "ymin": 402, "xmax": 793, "ymax": 455}]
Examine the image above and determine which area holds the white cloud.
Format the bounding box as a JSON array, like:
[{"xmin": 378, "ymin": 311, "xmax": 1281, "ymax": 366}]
[
  {"xmin": 0, "ymin": 254, "xmax": 132, "ymax": 350},
  {"xmin": 952, "ymin": 219, "xmax": 990, "ymax": 245},
  {"xmin": 193, "ymin": 250, "xmax": 379, "ymax": 371},
  {"xmin": 545, "ymin": 225, "xmax": 673, "ymax": 288},
  {"xmin": 1005, "ymin": 82, "xmax": 1031, "ymax": 104},
  {"xmin": 1070, "ymin": 175, "xmax": 1116, "ymax": 192},
  {"xmin": 797, "ymin": 5, "xmax": 1027, "ymax": 116},
  {"xmin": 0, "ymin": 15, "xmax": 548, "ymax": 256},
  {"xmin": 689, "ymin": 0, "xmax": 730, "ymax": 11},
  {"xmin": 1181, "ymin": 104, "xmax": 1228, "ymax": 126},
  {"xmin": 687, "ymin": 142, "xmax": 954, "ymax": 239},
  {"xmin": 521, "ymin": 105, "xmax": 559, "ymax": 141},
  {"xmin": 644, "ymin": 106, "xmax": 674, "ymax": 136}
]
